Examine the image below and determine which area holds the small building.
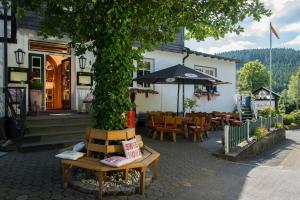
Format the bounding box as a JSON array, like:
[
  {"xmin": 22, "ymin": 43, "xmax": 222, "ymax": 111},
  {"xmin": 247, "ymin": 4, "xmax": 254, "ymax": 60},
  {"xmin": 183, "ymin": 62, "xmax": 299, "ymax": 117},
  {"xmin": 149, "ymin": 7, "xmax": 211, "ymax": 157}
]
[{"xmin": 252, "ymin": 87, "xmax": 280, "ymax": 110}]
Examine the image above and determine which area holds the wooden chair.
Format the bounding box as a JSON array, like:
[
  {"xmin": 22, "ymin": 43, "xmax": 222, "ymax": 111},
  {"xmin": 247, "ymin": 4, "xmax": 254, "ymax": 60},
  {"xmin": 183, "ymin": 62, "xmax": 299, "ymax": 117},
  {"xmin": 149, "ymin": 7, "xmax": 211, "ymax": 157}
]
[
  {"xmin": 212, "ymin": 114, "xmax": 225, "ymax": 130},
  {"xmin": 204, "ymin": 114, "xmax": 212, "ymax": 137},
  {"xmin": 230, "ymin": 112, "xmax": 243, "ymax": 126},
  {"xmin": 188, "ymin": 116, "xmax": 206, "ymax": 142},
  {"xmin": 158, "ymin": 116, "xmax": 182, "ymax": 142},
  {"xmin": 149, "ymin": 114, "xmax": 164, "ymax": 139},
  {"xmin": 164, "ymin": 111, "xmax": 175, "ymax": 116}
]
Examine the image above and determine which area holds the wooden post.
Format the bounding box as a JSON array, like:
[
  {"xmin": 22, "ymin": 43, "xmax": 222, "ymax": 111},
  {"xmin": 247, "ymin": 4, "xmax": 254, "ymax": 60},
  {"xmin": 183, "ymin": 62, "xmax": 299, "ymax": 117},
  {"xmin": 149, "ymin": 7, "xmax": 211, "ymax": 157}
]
[
  {"xmin": 124, "ymin": 169, "xmax": 129, "ymax": 181},
  {"xmin": 97, "ymin": 171, "xmax": 104, "ymax": 200},
  {"xmin": 140, "ymin": 167, "xmax": 146, "ymax": 195},
  {"xmin": 153, "ymin": 157, "xmax": 159, "ymax": 179},
  {"xmin": 61, "ymin": 164, "xmax": 69, "ymax": 189}
]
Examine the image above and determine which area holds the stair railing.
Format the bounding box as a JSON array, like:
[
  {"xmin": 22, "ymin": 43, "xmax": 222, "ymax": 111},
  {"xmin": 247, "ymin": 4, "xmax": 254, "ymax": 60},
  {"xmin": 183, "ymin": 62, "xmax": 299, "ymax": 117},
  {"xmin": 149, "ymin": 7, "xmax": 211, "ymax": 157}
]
[
  {"xmin": 236, "ymin": 95, "xmax": 242, "ymax": 121},
  {"xmin": 250, "ymin": 101, "xmax": 258, "ymax": 119},
  {"xmin": 3, "ymin": 87, "xmax": 27, "ymax": 138}
]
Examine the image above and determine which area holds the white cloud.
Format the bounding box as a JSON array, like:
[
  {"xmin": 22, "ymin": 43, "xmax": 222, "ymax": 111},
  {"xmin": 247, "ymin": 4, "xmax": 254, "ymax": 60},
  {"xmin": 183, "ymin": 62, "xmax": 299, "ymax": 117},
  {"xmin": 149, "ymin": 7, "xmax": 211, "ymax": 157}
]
[
  {"xmin": 240, "ymin": 0, "xmax": 297, "ymax": 37},
  {"xmin": 280, "ymin": 21, "xmax": 300, "ymax": 32},
  {"xmin": 241, "ymin": 16, "xmax": 270, "ymax": 37},
  {"xmin": 285, "ymin": 35, "xmax": 300, "ymax": 46},
  {"xmin": 189, "ymin": 39, "xmax": 256, "ymax": 54},
  {"xmin": 185, "ymin": 0, "xmax": 300, "ymax": 53}
]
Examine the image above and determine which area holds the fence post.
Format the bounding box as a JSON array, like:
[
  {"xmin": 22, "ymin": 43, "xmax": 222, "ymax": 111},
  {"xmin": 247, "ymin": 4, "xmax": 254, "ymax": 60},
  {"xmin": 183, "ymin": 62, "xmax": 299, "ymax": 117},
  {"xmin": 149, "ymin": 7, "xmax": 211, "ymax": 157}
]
[
  {"xmin": 246, "ymin": 119, "xmax": 250, "ymax": 141},
  {"xmin": 260, "ymin": 116, "xmax": 262, "ymax": 128},
  {"xmin": 224, "ymin": 125, "xmax": 230, "ymax": 154}
]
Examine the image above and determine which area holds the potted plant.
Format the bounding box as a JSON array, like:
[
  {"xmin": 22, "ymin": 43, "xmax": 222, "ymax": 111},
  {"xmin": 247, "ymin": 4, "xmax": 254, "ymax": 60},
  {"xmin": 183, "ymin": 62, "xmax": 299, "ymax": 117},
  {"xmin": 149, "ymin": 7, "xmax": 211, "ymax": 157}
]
[
  {"xmin": 29, "ymin": 81, "xmax": 42, "ymax": 115},
  {"xmin": 184, "ymin": 98, "xmax": 199, "ymax": 113}
]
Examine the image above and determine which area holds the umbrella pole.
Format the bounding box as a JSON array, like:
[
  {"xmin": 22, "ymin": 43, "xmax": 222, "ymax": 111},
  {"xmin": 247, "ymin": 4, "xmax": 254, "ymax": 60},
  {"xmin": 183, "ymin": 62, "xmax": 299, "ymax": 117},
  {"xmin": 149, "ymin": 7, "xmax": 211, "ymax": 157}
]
[
  {"xmin": 182, "ymin": 84, "xmax": 185, "ymax": 116},
  {"xmin": 177, "ymin": 82, "xmax": 180, "ymax": 116}
]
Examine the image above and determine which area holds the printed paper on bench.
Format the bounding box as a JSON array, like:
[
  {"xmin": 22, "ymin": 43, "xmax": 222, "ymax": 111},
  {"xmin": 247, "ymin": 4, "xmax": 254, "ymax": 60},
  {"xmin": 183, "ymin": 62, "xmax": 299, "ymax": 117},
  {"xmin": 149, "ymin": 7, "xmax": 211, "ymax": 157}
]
[
  {"xmin": 122, "ymin": 138, "xmax": 142, "ymax": 160},
  {"xmin": 100, "ymin": 156, "xmax": 134, "ymax": 167},
  {"xmin": 55, "ymin": 151, "xmax": 85, "ymax": 160}
]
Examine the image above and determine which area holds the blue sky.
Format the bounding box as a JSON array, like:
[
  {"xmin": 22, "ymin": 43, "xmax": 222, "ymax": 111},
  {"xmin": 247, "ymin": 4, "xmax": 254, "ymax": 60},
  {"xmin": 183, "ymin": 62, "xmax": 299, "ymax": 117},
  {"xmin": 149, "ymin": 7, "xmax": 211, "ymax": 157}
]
[{"xmin": 185, "ymin": 0, "xmax": 300, "ymax": 54}]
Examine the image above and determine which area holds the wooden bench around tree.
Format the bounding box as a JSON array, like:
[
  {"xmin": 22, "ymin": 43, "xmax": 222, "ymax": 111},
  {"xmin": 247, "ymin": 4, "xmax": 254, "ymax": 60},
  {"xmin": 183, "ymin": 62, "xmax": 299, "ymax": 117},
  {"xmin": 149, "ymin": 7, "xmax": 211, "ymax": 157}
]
[{"xmin": 61, "ymin": 128, "xmax": 160, "ymax": 200}]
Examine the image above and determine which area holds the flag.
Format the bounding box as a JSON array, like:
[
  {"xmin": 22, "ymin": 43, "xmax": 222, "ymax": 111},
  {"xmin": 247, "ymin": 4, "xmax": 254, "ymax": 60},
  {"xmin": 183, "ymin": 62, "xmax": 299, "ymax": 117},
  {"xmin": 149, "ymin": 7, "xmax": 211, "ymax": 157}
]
[{"xmin": 270, "ymin": 23, "xmax": 280, "ymax": 39}]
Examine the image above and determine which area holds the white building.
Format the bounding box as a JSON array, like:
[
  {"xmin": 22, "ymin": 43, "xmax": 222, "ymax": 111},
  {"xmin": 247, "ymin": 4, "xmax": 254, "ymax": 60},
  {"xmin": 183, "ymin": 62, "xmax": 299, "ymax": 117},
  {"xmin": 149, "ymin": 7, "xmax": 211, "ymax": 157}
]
[{"xmin": 0, "ymin": 12, "xmax": 238, "ymax": 117}]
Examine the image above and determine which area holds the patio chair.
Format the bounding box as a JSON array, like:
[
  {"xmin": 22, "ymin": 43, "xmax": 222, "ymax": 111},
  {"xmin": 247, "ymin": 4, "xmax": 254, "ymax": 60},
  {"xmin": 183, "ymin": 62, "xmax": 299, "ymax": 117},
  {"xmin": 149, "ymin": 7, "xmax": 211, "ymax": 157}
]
[
  {"xmin": 159, "ymin": 116, "xmax": 182, "ymax": 142},
  {"xmin": 187, "ymin": 116, "xmax": 206, "ymax": 142},
  {"xmin": 211, "ymin": 115, "xmax": 223, "ymax": 130},
  {"xmin": 149, "ymin": 114, "xmax": 164, "ymax": 139},
  {"xmin": 204, "ymin": 114, "xmax": 212, "ymax": 137},
  {"xmin": 230, "ymin": 112, "xmax": 243, "ymax": 126}
]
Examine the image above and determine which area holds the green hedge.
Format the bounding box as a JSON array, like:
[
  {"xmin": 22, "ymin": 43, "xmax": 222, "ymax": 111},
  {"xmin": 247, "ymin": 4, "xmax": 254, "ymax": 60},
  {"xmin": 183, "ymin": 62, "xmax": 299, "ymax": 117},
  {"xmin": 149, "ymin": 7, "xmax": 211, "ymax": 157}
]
[
  {"xmin": 283, "ymin": 110, "xmax": 300, "ymax": 125},
  {"xmin": 257, "ymin": 108, "xmax": 277, "ymax": 118}
]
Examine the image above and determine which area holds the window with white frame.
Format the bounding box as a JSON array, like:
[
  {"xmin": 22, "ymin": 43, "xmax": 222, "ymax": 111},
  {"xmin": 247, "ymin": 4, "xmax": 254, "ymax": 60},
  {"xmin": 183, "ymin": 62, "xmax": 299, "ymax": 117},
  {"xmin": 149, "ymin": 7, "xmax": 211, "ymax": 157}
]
[
  {"xmin": 194, "ymin": 65, "xmax": 217, "ymax": 93},
  {"xmin": 136, "ymin": 59, "xmax": 154, "ymax": 88}
]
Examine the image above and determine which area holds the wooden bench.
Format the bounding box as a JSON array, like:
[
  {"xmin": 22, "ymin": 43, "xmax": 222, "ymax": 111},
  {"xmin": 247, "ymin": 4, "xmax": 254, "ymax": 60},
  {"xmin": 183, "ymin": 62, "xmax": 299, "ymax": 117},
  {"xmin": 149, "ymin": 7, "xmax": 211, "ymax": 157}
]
[{"xmin": 61, "ymin": 128, "xmax": 160, "ymax": 200}]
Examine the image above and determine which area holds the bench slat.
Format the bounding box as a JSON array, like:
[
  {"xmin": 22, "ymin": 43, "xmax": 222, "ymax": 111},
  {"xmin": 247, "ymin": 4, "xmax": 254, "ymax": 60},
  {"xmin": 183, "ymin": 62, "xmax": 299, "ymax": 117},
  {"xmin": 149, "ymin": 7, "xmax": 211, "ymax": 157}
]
[
  {"xmin": 87, "ymin": 143, "xmax": 106, "ymax": 153},
  {"xmin": 106, "ymin": 145, "xmax": 123, "ymax": 153},
  {"xmin": 89, "ymin": 129, "xmax": 107, "ymax": 140}
]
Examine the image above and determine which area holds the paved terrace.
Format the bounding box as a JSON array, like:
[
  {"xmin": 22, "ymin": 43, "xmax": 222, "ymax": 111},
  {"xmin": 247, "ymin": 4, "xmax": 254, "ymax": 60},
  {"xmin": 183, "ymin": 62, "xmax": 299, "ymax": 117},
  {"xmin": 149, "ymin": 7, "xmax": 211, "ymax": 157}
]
[{"xmin": 1, "ymin": 129, "xmax": 300, "ymax": 200}]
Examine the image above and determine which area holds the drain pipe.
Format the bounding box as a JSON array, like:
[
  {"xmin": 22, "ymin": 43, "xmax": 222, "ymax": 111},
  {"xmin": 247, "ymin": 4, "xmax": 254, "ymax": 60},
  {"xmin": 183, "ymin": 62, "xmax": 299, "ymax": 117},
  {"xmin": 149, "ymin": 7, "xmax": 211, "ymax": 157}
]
[
  {"xmin": 182, "ymin": 47, "xmax": 191, "ymax": 65},
  {"xmin": 182, "ymin": 48, "xmax": 191, "ymax": 116}
]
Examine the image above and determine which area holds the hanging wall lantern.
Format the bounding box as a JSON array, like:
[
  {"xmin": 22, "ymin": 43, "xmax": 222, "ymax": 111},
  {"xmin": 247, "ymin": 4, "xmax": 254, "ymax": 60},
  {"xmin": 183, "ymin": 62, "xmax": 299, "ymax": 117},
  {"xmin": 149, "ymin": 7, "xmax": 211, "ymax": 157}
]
[
  {"xmin": 78, "ymin": 55, "xmax": 87, "ymax": 70},
  {"xmin": 14, "ymin": 48, "xmax": 25, "ymax": 66}
]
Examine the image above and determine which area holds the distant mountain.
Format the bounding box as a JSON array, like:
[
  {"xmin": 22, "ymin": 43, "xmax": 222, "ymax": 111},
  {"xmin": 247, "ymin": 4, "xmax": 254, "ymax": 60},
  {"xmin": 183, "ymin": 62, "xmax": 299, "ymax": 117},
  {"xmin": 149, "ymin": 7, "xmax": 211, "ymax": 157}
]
[{"xmin": 217, "ymin": 48, "xmax": 300, "ymax": 92}]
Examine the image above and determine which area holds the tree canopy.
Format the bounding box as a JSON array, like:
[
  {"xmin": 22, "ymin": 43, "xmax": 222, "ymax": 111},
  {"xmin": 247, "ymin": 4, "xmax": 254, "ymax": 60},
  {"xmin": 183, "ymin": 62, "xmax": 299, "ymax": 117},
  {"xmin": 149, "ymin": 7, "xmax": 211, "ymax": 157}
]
[
  {"xmin": 218, "ymin": 48, "xmax": 300, "ymax": 92},
  {"xmin": 5, "ymin": 0, "xmax": 270, "ymax": 130},
  {"xmin": 238, "ymin": 60, "xmax": 270, "ymax": 92},
  {"xmin": 287, "ymin": 67, "xmax": 300, "ymax": 102}
]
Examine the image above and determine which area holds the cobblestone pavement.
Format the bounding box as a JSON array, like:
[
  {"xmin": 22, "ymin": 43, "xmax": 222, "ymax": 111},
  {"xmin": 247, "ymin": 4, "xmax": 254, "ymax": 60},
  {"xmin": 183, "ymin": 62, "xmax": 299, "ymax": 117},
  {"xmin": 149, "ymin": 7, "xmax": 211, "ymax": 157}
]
[{"xmin": 1, "ymin": 130, "xmax": 300, "ymax": 200}]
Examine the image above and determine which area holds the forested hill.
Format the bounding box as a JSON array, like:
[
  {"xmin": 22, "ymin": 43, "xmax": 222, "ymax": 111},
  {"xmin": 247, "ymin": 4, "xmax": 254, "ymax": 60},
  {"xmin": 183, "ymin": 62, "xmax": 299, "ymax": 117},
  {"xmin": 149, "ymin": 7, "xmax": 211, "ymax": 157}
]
[{"xmin": 217, "ymin": 48, "xmax": 300, "ymax": 92}]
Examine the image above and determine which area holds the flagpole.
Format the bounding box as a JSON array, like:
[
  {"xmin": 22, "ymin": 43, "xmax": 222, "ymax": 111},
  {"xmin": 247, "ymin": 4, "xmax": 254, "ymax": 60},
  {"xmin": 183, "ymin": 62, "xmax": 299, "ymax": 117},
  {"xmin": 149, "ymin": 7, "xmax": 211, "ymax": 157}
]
[{"xmin": 269, "ymin": 22, "xmax": 272, "ymax": 108}]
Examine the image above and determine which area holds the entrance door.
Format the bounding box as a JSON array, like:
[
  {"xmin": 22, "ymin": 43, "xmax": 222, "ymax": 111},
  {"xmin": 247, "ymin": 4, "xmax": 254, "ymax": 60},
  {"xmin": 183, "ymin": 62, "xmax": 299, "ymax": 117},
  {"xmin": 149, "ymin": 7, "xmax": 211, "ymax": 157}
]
[
  {"xmin": 61, "ymin": 58, "xmax": 71, "ymax": 109},
  {"xmin": 29, "ymin": 53, "xmax": 45, "ymax": 111}
]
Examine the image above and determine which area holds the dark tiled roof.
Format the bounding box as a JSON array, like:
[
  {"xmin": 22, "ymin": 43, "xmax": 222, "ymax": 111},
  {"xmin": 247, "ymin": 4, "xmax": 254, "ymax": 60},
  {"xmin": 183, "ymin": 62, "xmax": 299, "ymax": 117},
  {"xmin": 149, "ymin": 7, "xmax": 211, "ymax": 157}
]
[
  {"xmin": 186, "ymin": 49, "xmax": 240, "ymax": 63},
  {"xmin": 17, "ymin": 11, "xmax": 42, "ymax": 30},
  {"xmin": 252, "ymin": 87, "xmax": 280, "ymax": 97}
]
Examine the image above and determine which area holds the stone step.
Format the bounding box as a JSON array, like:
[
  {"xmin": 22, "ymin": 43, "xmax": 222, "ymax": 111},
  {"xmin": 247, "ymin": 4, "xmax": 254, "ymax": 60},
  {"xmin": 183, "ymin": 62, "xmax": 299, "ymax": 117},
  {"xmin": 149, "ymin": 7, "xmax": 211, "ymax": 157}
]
[
  {"xmin": 26, "ymin": 114, "xmax": 92, "ymax": 126},
  {"xmin": 241, "ymin": 112, "xmax": 252, "ymax": 115},
  {"xmin": 38, "ymin": 110, "xmax": 78, "ymax": 115},
  {"xmin": 25, "ymin": 123, "xmax": 90, "ymax": 134},
  {"xmin": 241, "ymin": 108, "xmax": 251, "ymax": 112},
  {"xmin": 23, "ymin": 130, "xmax": 85, "ymax": 143},
  {"xmin": 19, "ymin": 138, "xmax": 83, "ymax": 152},
  {"xmin": 21, "ymin": 112, "xmax": 91, "ymax": 151}
]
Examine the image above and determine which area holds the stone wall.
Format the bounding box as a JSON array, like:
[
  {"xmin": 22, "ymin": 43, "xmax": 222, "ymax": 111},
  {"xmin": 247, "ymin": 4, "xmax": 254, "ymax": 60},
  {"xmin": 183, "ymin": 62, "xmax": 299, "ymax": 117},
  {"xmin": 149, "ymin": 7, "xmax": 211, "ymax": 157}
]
[{"xmin": 235, "ymin": 128, "xmax": 286, "ymax": 160}]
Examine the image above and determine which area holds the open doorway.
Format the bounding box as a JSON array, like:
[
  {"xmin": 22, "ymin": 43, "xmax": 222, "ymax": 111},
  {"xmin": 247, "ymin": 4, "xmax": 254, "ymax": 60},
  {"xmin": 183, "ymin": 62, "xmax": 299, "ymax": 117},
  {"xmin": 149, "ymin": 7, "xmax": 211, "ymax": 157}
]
[{"xmin": 45, "ymin": 55, "xmax": 71, "ymax": 110}]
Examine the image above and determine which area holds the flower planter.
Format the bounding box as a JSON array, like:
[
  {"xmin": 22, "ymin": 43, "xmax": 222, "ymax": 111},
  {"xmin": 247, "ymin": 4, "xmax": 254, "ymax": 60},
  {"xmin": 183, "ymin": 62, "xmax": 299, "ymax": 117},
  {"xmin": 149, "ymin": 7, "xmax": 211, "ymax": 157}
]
[
  {"xmin": 30, "ymin": 89, "xmax": 42, "ymax": 115},
  {"xmin": 87, "ymin": 128, "xmax": 136, "ymax": 155}
]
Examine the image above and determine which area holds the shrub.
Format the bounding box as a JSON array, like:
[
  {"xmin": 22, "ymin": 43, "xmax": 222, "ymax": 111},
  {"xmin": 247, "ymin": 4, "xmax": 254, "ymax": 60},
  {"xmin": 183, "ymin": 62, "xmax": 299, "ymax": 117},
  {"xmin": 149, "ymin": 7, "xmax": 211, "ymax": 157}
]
[
  {"xmin": 184, "ymin": 98, "xmax": 198, "ymax": 112},
  {"xmin": 286, "ymin": 110, "xmax": 300, "ymax": 124},
  {"xmin": 254, "ymin": 127, "xmax": 268, "ymax": 140},
  {"xmin": 257, "ymin": 108, "xmax": 277, "ymax": 118},
  {"xmin": 274, "ymin": 122, "xmax": 282, "ymax": 129},
  {"xmin": 283, "ymin": 114, "xmax": 295, "ymax": 125}
]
